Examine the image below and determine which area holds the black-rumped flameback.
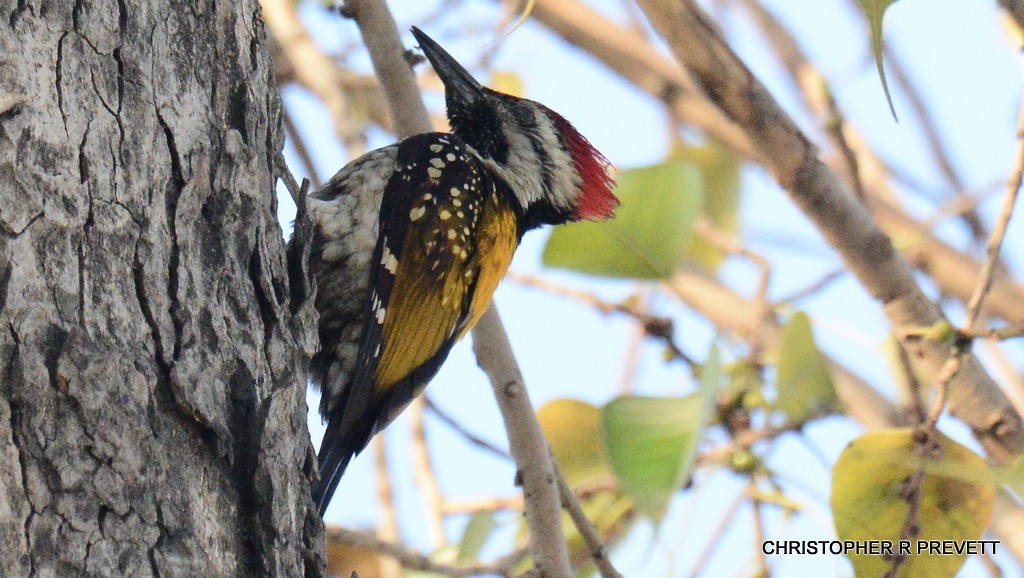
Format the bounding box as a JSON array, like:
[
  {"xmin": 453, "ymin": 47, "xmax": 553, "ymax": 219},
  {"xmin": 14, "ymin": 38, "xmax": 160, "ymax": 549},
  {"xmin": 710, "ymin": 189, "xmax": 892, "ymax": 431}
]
[{"xmin": 307, "ymin": 28, "xmax": 619, "ymax": 516}]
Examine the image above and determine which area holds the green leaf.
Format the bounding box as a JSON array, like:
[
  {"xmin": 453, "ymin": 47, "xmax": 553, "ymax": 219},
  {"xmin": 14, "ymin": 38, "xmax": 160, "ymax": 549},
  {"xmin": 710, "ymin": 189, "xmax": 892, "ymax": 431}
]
[
  {"xmin": 537, "ymin": 399, "xmax": 612, "ymax": 487},
  {"xmin": 856, "ymin": 0, "xmax": 900, "ymax": 120},
  {"xmin": 601, "ymin": 347, "xmax": 720, "ymax": 519},
  {"xmin": 456, "ymin": 511, "xmax": 497, "ymax": 563},
  {"xmin": 671, "ymin": 143, "xmax": 741, "ymax": 271},
  {"xmin": 543, "ymin": 161, "xmax": 702, "ymax": 279},
  {"xmin": 775, "ymin": 312, "xmax": 839, "ymax": 422},
  {"xmin": 997, "ymin": 455, "xmax": 1024, "ymax": 500},
  {"xmin": 832, "ymin": 429, "xmax": 995, "ymax": 578}
]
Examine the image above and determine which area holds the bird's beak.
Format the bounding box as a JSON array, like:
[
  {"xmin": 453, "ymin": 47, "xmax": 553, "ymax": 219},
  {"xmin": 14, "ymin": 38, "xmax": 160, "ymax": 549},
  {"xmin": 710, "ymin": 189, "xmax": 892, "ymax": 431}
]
[{"xmin": 410, "ymin": 27, "xmax": 484, "ymax": 105}]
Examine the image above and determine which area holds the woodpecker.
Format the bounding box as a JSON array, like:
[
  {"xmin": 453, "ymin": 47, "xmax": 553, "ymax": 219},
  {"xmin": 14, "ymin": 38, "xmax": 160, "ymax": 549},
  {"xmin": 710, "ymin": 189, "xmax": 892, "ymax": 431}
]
[{"xmin": 307, "ymin": 27, "xmax": 618, "ymax": 516}]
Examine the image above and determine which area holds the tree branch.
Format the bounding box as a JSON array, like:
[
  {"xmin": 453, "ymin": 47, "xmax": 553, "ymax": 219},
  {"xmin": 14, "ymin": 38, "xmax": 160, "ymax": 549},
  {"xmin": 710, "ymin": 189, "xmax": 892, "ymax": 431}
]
[
  {"xmin": 471, "ymin": 307, "xmax": 573, "ymax": 576},
  {"xmin": 262, "ymin": 0, "xmax": 365, "ymax": 154},
  {"xmin": 343, "ymin": 0, "xmax": 429, "ymax": 138},
  {"xmin": 521, "ymin": 0, "xmax": 1024, "ymax": 329},
  {"xmin": 738, "ymin": 0, "xmax": 1024, "ymax": 326},
  {"xmin": 998, "ymin": 0, "xmax": 1024, "ymax": 31},
  {"xmin": 525, "ymin": 0, "xmax": 761, "ymax": 162},
  {"xmin": 507, "ymin": 272, "xmax": 696, "ymax": 369},
  {"xmin": 635, "ymin": 0, "xmax": 1024, "ymax": 464},
  {"xmin": 424, "ymin": 396, "xmax": 511, "ymax": 460},
  {"xmin": 374, "ymin": 437, "xmax": 402, "ymax": 578},
  {"xmin": 667, "ymin": 265, "xmax": 903, "ymax": 430},
  {"xmin": 409, "ymin": 398, "xmax": 447, "ymax": 549}
]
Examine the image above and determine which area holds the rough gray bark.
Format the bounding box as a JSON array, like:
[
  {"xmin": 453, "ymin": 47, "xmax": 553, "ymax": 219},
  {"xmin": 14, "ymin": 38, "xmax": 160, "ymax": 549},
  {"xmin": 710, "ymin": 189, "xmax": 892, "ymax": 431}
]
[{"xmin": 0, "ymin": 0, "xmax": 322, "ymax": 576}]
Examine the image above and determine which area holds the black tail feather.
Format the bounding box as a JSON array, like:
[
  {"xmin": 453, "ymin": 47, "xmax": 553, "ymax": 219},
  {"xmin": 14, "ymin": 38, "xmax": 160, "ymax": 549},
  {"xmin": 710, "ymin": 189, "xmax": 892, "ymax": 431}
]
[{"xmin": 313, "ymin": 416, "xmax": 360, "ymax": 517}]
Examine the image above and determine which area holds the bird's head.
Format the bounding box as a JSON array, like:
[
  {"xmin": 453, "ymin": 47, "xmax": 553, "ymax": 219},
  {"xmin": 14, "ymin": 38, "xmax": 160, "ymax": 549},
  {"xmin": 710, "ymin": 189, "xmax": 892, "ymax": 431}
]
[{"xmin": 411, "ymin": 27, "xmax": 618, "ymax": 230}]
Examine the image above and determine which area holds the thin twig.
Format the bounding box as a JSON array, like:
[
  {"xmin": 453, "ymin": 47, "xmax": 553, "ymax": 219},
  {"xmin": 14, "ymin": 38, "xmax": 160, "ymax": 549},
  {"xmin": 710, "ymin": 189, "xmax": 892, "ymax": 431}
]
[
  {"xmin": 749, "ymin": 479, "xmax": 769, "ymax": 577},
  {"xmin": 555, "ymin": 468, "xmax": 624, "ymax": 578},
  {"xmin": 440, "ymin": 496, "xmax": 524, "ymax": 515},
  {"xmin": 874, "ymin": 195, "xmax": 1024, "ymax": 327},
  {"xmin": 961, "ymin": 324, "xmax": 1024, "ymax": 341},
  {"xmin": 275, "ymin": 150, "xmax": 303, "ymax": 206},
  {"xmin": 963, "ymin": 99, "xmax": 1024, "ymax": 331},
  {"xmin": 374, "ymin": 437, "xmax": 401, "ymax": 578},
  {"xmin": 926, "ymin": 96, "xmax": 1024, "ymax": 426},
  {"xmin": 700, "ymin": 421, "xmax": 803, "ymax": 464},
  {"xmin": 409, "ymin": 398, "xmax": 447, "ymax": 549},
  {"xmin": 881, "ymin": 14, "xmax": 989, "ymax": 244},
  {"xmin": 737, "ymin": 0, "xmax": 1024, "ymax": 329},
  {"xmin": 617, "ymin": 310, "xmax": 648, "ymax": 395},
  {"xmin": 924, "ymin": 183, "xmax": 1003, "ymax": 229},
  {"xmin": 507, "ymin": 272, "xmax": 697, "ymax": 369},
  {"xmin": 328, "ymin": 526, "xmax": 528, "ymax": 577},
  {"xmin": 424, "ymin": 396, "xmax": 511, "ymax": 460},
  {"xmin": 261, "ymin": 0, "xmax": 366, "ymax": 153},
  {"xmin": 983, "ymin": 340, "xmax": 1024, "ymax": 417},
  {"xmin": 686, "ymin": 491, "xmax": 746, "ymax": 578},
  {"xmin": 667, "ymin": 266, "xmax": 904, "ymax": 430},
  {"xmin": 775, "ymin": 269, "xmax": 846, "ymax": 305},
  {"xmin": 737, "ymin": 0, "xmax": 865, "ymax": 199},
  {"xmin": 282, "ymin": 109, "xmax": 323, "ymax": 190},
  {"xmin": 978, "ymin": 549, "xmax": 1006, "ymax": 578},
  {"xmin": 522, "ymin": 0, "xmax": 762, "ymax": 162},
  {"xmin": 693, "ymin": 217, "xmax": 772, "ymax": 356},
  {"xmin": 530, "ymin": 0, "xmax": 1024, "ymax": 333},
  {"xmin": 884, "ymin": 468, "xmax": 925, "ymax": 578},
  {"xmin": 893, "ymin": 335, "xmax": 928, "ymax": 426}
]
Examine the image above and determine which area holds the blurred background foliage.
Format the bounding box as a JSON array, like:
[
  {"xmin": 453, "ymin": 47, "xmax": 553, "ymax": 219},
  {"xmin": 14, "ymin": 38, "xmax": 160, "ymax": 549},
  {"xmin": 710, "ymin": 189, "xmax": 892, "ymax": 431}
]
[{"xmin": 263, "ymin": 0, "xmax": 1024, "ymax": 576}]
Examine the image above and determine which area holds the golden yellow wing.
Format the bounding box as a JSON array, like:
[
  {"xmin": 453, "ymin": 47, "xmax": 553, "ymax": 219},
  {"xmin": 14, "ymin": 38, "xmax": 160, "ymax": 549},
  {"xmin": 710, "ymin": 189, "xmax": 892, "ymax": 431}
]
[{"xmin": 315, "ymin": 133, "xmax": 522, "ymax": 514}]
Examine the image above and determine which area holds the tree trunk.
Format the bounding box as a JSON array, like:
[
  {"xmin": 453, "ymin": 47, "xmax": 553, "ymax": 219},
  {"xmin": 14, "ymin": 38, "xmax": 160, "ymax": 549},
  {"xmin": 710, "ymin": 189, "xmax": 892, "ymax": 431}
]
[{"xmin": 0, "ymin": 1, "xmax": 322, "ymax": 576}]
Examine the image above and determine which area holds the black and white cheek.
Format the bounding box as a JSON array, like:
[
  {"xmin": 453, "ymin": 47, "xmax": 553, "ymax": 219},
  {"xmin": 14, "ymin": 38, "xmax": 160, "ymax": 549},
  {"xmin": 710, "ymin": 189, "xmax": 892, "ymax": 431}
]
[
  {"xmin": 481, "ymin": 101, "xmax": 580, "ymax": 215},
  {"xmin": 528, "ymin": 105, "xmax": 581, "ymax": 209}
]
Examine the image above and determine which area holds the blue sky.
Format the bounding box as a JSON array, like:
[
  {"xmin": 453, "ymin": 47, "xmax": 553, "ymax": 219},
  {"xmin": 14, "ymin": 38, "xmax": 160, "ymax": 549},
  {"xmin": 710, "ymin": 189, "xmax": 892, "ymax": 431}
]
[{"xmin": 278, "ymin": 1, "xmax": 1024, "ymax": 575}]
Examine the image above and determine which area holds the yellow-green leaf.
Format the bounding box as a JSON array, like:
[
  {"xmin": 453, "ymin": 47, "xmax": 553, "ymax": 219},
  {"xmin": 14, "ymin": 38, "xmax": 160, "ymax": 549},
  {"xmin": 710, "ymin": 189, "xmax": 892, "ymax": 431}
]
[
  {"xmin": 856, "ymin": 0, "xmax": 900, "ymax": 119},
  {"xmin": 601, "ymin": 347, "xmax": 719, "ymax": 519},
  {"xmin": 832, "ymin": 429, "xmax": 995, "ymax": 578},
  {"xmin": 543, "ymin": 161, "xmax": 702, "ymax": 279},
  {"xmin": 776, "ymin": 312, "xmax": 839, "ymax": 421},
  {"xmin": 490, "ymin": 71, "xmax": 524, "ymax": 98},
  {"xmin": 725, "ymin": 360, "xmax": 766, "ymax": 410},
  {"xmin": 671, "ymin": 143, "xmax": 741, "ymax": 271},
  {"xmin": 997, "ymin": 455, "xmax": 1024, "ymax": 500},
  {"xmin": 538, "ymin": 399, "xmax": 612, "ymax": 487},
  {"xmin": 457, "ymin": 511, "xmax": 497, "ymax": 563}
]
